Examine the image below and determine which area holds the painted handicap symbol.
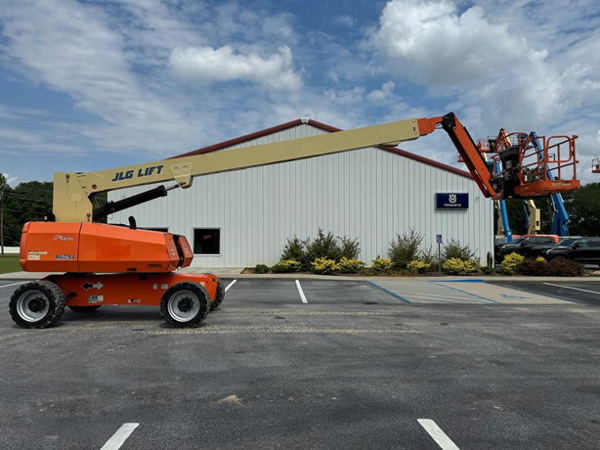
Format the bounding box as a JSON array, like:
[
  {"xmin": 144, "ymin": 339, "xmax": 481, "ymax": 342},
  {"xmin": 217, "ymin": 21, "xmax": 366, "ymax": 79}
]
[{"xmin": 500, "ymin": 294, "xmax": 529, "ymax": 299}]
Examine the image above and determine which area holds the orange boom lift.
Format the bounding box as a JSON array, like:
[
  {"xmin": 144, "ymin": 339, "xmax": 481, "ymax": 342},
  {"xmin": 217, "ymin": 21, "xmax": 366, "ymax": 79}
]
[{"xmin": 10, "ymin": 113, "xmax": 580, "ymax": 328}]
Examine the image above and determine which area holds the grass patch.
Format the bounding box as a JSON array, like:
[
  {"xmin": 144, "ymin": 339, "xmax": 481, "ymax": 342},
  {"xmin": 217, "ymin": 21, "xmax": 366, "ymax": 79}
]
[{"xmin": 0, "ymin": 255, "xmax": 21, "ymax": 274}]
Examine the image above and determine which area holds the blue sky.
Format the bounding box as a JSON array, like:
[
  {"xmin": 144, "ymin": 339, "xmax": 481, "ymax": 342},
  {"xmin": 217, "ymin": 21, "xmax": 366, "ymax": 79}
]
[{"xmin": 1, "ymin": 0, "xmax": 600, "ymax": 186}]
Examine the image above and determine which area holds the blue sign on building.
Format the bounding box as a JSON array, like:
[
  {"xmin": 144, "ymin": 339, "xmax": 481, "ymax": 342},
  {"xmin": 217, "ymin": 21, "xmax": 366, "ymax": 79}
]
[{"xmin": 436, "ymin": 193, "xmax": 469, "ymax": 209}]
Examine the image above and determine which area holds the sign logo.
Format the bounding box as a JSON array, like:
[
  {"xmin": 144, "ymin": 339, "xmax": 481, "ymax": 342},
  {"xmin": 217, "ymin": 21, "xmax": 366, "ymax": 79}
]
[{"xmin": 436, "ymin": 193, "xmax": 469, "ymax": 209}]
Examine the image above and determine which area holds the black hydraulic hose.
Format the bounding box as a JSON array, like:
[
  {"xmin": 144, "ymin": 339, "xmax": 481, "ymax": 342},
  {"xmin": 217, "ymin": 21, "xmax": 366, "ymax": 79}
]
[{"xmin": 92, "ymin": 185, "xmax": 177, "ymax": 221}]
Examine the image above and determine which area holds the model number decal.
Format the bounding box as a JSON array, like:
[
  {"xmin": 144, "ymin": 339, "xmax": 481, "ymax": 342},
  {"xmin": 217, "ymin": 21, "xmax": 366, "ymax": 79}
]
[{"xmin": 55, "ymin": 254, "xmax": 75, "ymax": 260}]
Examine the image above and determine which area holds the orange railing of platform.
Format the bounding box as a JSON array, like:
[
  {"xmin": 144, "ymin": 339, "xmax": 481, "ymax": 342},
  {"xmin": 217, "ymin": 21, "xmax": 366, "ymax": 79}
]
[{"xmin": 490, "ymin": 131, "xmax": 580, "ymax": 197}]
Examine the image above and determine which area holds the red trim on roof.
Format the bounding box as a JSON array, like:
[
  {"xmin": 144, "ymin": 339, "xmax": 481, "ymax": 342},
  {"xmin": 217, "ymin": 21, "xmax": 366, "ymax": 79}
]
[
  {"xmin": 173, "ymin": 119, "xmax": 304, "ymax": 159},
  {"xmin": 306, "ymin": 119, "xmax": 472, "ymax": 179},
  {"xmin": 173, "ymin": 118, "xmax": 473, "ymax": 179}
]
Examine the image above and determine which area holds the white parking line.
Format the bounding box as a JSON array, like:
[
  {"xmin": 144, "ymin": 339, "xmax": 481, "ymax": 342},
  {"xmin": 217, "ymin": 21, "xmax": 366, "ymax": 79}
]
[
  {"xmin": 0, "ymin": 281, "xmax": 28, "ymax": 289},
  {"xmin": 418, "ymin": 419, "xmax": 461, "ymax": 450},
  {"xmin": 225, "ymin": 280, "xmax": 237, "ymax": 292},
  {"xmin": 544, "ymin": 283, "xmax": 600, "ymax": 296},
  {"xmin": 295, "ymin": 280, "xmax": 308, "ymax": 304},
  {"xmin": 100, "ymin": 423, "xmax": 139, "ymax": 450}
]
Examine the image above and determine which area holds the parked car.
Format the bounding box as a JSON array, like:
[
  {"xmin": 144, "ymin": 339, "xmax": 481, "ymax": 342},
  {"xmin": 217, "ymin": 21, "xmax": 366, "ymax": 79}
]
[
  {"xmin": 499, "ymin": 235, "xmax": 560, "ymax": 260},
  {"xmin": 495, "ymin": 235, "xmax": 509, "ymax": 262},
  {"xmin": 547, "ymin": 237, "xmax": 600, "ymax": 265},
  {"xmin": 525, "ymin": 236, "xmax": 583, "ymax": 259}
]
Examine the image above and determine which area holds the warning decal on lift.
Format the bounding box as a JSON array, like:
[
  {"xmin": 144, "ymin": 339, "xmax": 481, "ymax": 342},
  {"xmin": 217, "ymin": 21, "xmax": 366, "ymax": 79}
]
[
  {"xmin": 82, "ymin": 282, "xmax": 104, "ymax": 291},
  {"xmin": 88, "ymin": 295, "xmax": 104, "ymax": 304},
  {"xmin": 28, "ymin": 250, "xmax": 47, "ymax": 260}
]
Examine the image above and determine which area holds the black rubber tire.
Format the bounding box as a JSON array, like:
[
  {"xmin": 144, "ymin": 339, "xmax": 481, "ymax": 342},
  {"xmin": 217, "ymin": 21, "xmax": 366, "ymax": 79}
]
[
  {"xmin": 9, "ymin": 281, "xmax": 66, "ymax": 329},
  {"xmin": 210, "ymin": 279, "xmax": 225, "ymax": 311},
  {"xmin": 68, "ymin": 305, "xmax": 101, "ymax": 313},
  {"xmin": 160, "ymin": 282, "xmax": 209, "ymax": 328}
]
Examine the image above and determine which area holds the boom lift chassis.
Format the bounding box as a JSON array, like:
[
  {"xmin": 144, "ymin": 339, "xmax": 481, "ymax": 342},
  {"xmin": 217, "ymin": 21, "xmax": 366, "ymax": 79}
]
[{"xmin": 10, "ymin": 113, "xmax": 580, "ymax": 329}]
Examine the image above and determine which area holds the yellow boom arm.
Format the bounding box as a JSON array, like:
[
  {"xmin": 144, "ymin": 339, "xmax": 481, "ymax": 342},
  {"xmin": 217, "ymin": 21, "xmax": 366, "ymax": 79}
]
[{"xmin": 53, "ymin": 118, "xmax": 423, "ymax": 222}]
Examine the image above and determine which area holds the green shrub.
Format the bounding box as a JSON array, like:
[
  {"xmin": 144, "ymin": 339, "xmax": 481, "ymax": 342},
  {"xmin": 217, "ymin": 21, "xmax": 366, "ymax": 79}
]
[
  {"xmin": 280, "ymin": 259, "xmax": 301, "ymax": 272},
  {"xmin": 304, "ymin": 229, "xmax": 342, "ymax": 262},
  {"xmin": 337, "ymin": 257, "xmax": 365, "ymax": 273},
  {"xmin": 515, "ymin": 259, "xmax": 549, "ymax": 276},
  {"xmin": 536, "ymin": 256, "xmax": 546, "ymax": 263},
  {"xmin": 443, "ymin": 239, "xmax": 476, "ymax": 261},
  {"xmin": 271, "ymin": 263, "xmax": 291, "ymax": 273},
  {"xmin": 516, "ymin": 258, "xmax": 583, "ymax": 277},
  {"xmin": 388, "ymin": 230, "xmax": 423, "ymax": 269},
  {"xmin": 501, "ymin": 252, "xmax": 525, "ymax": 274},
  {"xmin": 482, "ymin": 266, "xmax": 495, "ymax": 275},
  {"xmin": 281, "ymin": 237, "xmax": 306, "ymax": 262},
  {"xmin": 311, "ymin": 257, "xmax": 339, "ymax": 274},
  {"xmin": 407, "ymin": 259, "xmax": 431, "ymax": 274},
  {"xmin": 372, "ymin": 256, "xmax": 394, "ymax": 273},
  {"xmin": 442, "ymin": 257, "xmax": 481, "ymax": 275},
  {"xmin": 420, "ymin": 247, "xmax": 438, "ymax": 267},
  {"xmin": 254, "ymin": 264, "xmax": 269, "ymax": 274},
  {"xmin": 547, "ymin": 258, "xmax": 584, "ymax": 277},
  {"xmin": 282, "ymin": 230, "xmax": 361, "ymax": 269},
  {"xmin": 338, "ymin": 236, "xmax": 360, "ymax": 259}
]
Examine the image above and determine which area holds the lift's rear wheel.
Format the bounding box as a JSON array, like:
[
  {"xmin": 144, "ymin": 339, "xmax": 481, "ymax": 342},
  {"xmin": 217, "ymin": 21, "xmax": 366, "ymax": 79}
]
[
  {"xmin": 9, "ymin": 281, "xmax": 66, "ymax": 329},
  {"xmin": 160, "ymin": 282, "xmax": 209, "ymax": 328},
  {"xmin": 68, "ymin": 305, "xmax": 101, "ymax": 313},
  {"xmin": 210, "ymin": 280, "xmax": 225, "ymax": 311}
]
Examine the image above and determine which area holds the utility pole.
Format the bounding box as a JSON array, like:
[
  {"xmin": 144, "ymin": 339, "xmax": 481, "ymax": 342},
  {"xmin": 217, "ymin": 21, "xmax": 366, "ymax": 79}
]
[{"xmin": 0, "ymin": 173, "xmax": 7, "ymax": 256}]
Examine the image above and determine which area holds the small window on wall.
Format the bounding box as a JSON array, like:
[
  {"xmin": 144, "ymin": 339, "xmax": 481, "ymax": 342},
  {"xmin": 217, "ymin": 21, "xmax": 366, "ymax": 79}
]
[
  {"xmin": 194, "ymin": 228, "xmax": 220, "ymax": 254},
  {"xmin": 144, "ymin": 227, "xmax": 169, "ymax": 233}
]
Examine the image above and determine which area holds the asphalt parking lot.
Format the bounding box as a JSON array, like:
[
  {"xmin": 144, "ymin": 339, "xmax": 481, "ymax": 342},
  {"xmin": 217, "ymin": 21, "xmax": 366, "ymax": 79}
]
[
  {"xmin": 1, "ymin": 278, "xmax": 600, "ymax": 449},
  {"xmin": 488, "ymin": 280, "xmax": 600, "ymax": 306}
]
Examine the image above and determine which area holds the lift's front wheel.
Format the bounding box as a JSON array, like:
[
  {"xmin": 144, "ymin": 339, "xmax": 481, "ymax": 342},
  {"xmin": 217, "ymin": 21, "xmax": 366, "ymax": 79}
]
[
  {"xmin": 160, "ymin": 282, "xmax": 210, "ymax": 328},
  {"xmin": 9, "ymin": 281, "xmax": 66, "ymax": 329},
  {"xmin": 210, "ymin": 280, "xmax": 225, "ymax": 311}
]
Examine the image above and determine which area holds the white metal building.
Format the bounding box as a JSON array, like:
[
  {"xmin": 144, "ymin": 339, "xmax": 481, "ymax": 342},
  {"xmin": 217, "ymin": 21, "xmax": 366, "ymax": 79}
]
[{"xmin": 109, "ymin": 118, "xmax": 494, "ymax": 268}]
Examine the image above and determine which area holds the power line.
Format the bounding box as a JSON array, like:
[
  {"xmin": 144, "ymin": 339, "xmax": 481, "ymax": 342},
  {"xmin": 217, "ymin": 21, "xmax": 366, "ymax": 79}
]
[
  {"xmin": 4, "ymin": 193, "xmax": 52, "ymax": 202},
  {"xmin": 9, "ymin": 189, "xmax": 53, "ymax": 197},
  {"xmin": 4, "ymin": 207, "xmax": 50, "ymax": 214}
]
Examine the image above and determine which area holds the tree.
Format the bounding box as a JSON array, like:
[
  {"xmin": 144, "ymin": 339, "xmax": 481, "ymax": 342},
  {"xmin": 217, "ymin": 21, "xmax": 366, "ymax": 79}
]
[
  {"xmin": 564, "ymin": 183, "xmax": 600, "ymax": 236},
  {"xmin": 2, "ymin": 180, "xmax": 53, "ymax": 246}
]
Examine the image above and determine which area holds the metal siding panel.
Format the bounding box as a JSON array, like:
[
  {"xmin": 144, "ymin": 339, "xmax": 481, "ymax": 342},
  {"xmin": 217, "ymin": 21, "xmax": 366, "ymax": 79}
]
[{"xmin": 109, "ymin": 124, "xmax": 494, "ymax": 268}]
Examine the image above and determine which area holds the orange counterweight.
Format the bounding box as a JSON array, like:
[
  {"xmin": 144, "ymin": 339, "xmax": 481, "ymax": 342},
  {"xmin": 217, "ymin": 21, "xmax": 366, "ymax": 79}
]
[{"xmin": 20, "ymin": 222, "xmax": 193, "ymax": 273}]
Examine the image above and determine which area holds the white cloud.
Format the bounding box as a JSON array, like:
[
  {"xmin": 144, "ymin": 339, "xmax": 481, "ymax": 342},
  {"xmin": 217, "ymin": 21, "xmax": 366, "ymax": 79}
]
[
  {"xmin": 374, "ymin": 1, "xmax": 548, "ymax": 85},
  {"xmin": 169, "ymin": 45, "xmax": 302, "ymax": 91},
  {"xmin": 333, "ymin": 15, "xmax": 355, "ymax": 28},
  {"xmin": 0, "ymin": 173, "xmax": 18, "ymax": 186},
  {"xmin": 1, "ymin": 0, "xmax": 599, "ymax": 187},
  {"xmin": 367, "ymin": 81, "xmax": 395, "ymax": 103},
  {"xmin": 372, "ymin": 0, "xmax": 600, "ymax": 183},
  {"xmin": 372, "ymin": 0, "xmax": 561, "ymax": 128},
  {"xmin": 0, "ymin": 0, "xmax": 201, "ymax": 155}
]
